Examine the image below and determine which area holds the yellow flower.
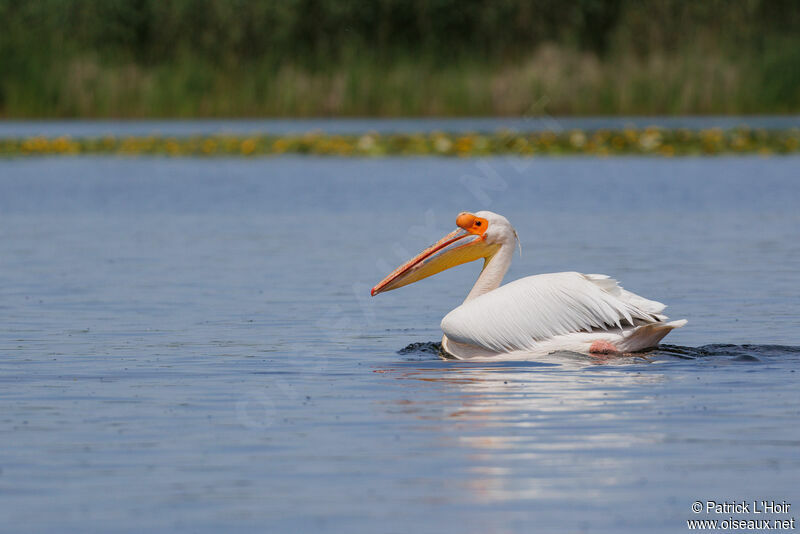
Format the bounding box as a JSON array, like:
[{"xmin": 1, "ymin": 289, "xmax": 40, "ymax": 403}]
[
  {"xmin": 272, "ymin": 139, "xmax": 289, "ymax": 153},
  {"xmin": 202, "ymin": 139, "xmax": 217, "ymax": 154},
  {"xmin": 455, "ymin": 135, "xmax": 473, "ymax": 155},
  {"xmin": 52, "ymin": 137, "xmax": 71, "ymax": 153},
  {"xmin": 240, "ymin": 139, "xmax": 256, "ymax": 155}
]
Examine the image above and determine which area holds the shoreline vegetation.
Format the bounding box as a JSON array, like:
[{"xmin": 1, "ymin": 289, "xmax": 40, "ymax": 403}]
[
  {"xmin": 2, "ymin": 1, "xmax": 799, "ymax": 118},
  {"xmin": 4, "ymin": 48, "xmax": 799, "ymax": 118},
  {"xmin": 3, "ymin": 128, "xmax": 799, "ymax": 157}
]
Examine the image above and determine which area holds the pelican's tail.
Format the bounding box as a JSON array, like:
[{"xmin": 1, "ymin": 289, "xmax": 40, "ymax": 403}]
[{"xmin": 617, "ymin": 319, "xmax": 687, "ymax": 352}]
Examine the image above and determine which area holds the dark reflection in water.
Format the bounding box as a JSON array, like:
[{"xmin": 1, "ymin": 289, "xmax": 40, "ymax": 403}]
[
  {"xmin": 660, "ymin": 343, "xmax": 800, "ymax": 360},
  {"xmin": 398, "ymin": 341, "xmax": 800, "ymax": 363}
]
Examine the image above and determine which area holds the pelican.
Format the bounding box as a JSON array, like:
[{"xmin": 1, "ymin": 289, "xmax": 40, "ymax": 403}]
[{"xmin": 371, "ymin": 211, "xmax": 686, "ymax": 360}]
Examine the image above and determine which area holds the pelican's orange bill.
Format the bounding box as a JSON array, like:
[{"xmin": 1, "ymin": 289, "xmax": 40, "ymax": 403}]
[{"xmin": 371, "ymin": 227, "xmax": 496, "ymax": 296}]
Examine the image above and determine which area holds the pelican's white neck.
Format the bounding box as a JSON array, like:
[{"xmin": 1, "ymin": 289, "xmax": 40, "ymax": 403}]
[{"xmin": 464, "ymin": 240, "xmax": 514, "ymax": 302}]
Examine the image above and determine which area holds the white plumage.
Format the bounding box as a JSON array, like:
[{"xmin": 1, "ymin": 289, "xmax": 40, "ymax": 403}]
[{"xmin": 441, "ymin": 272, "xmax": 685, "ymax": 359}]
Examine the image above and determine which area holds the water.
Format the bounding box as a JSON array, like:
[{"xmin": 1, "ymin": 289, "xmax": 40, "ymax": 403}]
[
  {"xmin": 1, "ymin": 154, "xmax": 799, "ymax": 533},
  {"xmin": 1, "ymin": 115, "xmax": 799, "ymax": 138}
]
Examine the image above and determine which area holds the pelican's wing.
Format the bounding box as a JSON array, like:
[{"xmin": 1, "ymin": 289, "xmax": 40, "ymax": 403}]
[{"xmin": 441, "ymin": 272, "xmax": 667, "ymax": 353}]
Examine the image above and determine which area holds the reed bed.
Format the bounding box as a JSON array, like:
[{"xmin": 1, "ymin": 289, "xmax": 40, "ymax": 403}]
[{"xmin": 2, "ymin": 1, "xmax": 798, "ymax": 117}]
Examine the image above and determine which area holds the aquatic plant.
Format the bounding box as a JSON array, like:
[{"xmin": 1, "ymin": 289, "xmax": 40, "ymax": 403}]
[{"xmin": 2, "ymin": 128, "xmax": 799, "ymax": 158}]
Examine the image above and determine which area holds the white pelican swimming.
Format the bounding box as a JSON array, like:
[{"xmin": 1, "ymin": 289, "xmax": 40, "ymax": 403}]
[{"xmin": 371, "ymin": 211, "xmax": 686, "ymax": 360}]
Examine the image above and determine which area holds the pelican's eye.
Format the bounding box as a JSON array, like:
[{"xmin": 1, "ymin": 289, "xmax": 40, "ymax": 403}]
[{"xmin": 456, "ymin": 213, "xmax": 489, "ymax": 236}]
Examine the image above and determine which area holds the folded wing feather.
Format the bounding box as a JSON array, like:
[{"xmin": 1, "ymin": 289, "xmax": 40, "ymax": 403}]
[{"xmin": 440, "ymin": 272, "xmax": 667, "ymax": 353}]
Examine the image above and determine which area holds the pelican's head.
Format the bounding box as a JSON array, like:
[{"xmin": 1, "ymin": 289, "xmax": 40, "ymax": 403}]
[{"xmin": 371, "ymin": 211, "xmax": 516, "ymax": 296}]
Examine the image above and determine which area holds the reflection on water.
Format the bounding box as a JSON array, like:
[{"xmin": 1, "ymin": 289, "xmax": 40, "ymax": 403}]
[
  {"xmin": 386, "ymin": 351, "xmax": 665, "ymax": 502},
  {"xmin": 396, "ymin": 361, "xmax": 663, "ymax": 503},
  {"xmin": 382, "ymin": 342, "xmax": 800, "ymax": 507}
]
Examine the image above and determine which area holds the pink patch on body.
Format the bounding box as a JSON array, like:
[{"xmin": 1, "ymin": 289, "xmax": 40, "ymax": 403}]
[{"xmin": 589, "ymin": 340, "xmax": 620, "ymax": 354}]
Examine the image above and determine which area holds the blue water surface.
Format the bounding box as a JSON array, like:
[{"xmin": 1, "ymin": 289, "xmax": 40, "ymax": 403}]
[
  {"xmin": 0, "ymin": 115, "xmax": 799, "ymax": 138},
  {"xmin": 1, "ymin": 154, "xmax": 799, "ymax": 533}
]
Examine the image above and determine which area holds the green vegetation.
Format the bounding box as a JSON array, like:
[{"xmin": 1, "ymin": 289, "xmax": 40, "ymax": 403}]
[
  {"xmin": 1, "ymin": 0, "xmax": 799, "ymax": 117},
  {"xmin": 3, "ymin": 128, "xmax": 799, "ymax": 157}
]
